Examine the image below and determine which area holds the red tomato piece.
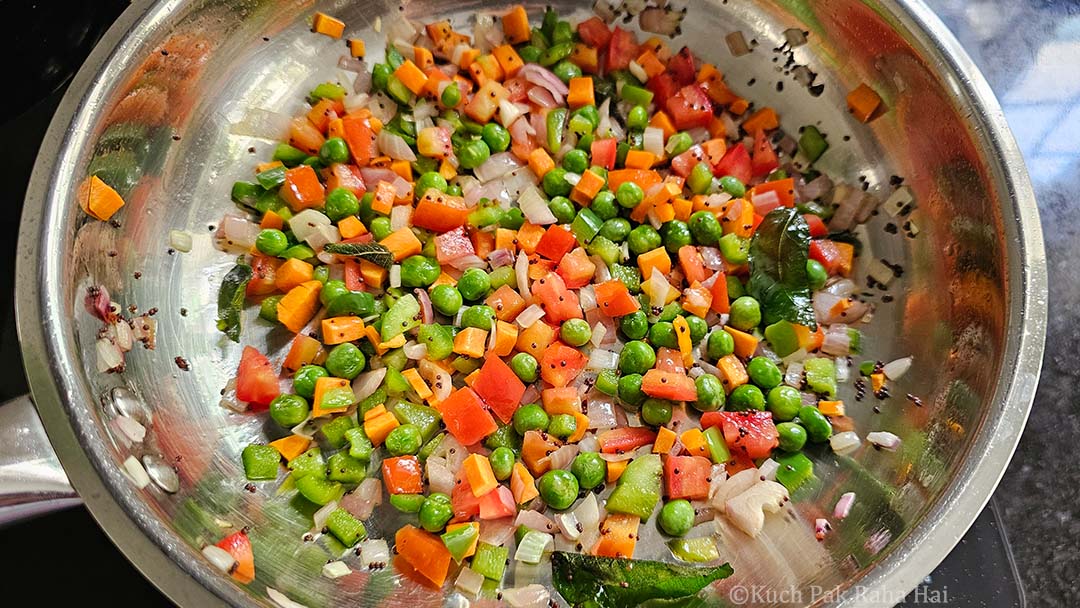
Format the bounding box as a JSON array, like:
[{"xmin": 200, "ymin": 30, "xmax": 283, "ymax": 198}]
[
  {"xmin": 215, "ymin": 531, "xmax": 255, "ymax": 584},
  {"xmin": 665, "ymin": 455, "xmax": 712, "ymax": 500},
  {"xmin": 593, "ymin": 279, "xmax": 640, "ymax": 317},
  {"xmin": 751, "ymin": 129, "xmax": 779, "ymax": 178},
  {"xmin": 646, "ymin": 72, "xmax": 680, "ymax": 108},
  {"xmin": 436, "ymin": 387, "xmax": 498, "ymax": 446},
  {"xmin": 578, "ymin": 16, "xmax": 612, "ymax": 49},
  {"xmin": 641, "ymin": 369, "xmax": 698, "ymax": 401},
  {"xmin": 678, "ymin": 246, "xmax": 708, "ymax": 285},
  {"xmin": 343, "ymin": 259, "xmax": 364, "ymax": 291},
  {"xmin": 654, "ymin": 347, "xmax": 685, "ymax": 374},
  {"xmin": 712, "ymin": 142, "xmax": 752, "ymax": 184},
  {"xmin": 670, "ymin": 145, "xmax": 707, "ymax": 178},
  {"xmin": 342, "ymin": 114, "xmax": 377, "ymax": 166},
  {"xmin": 540, "ymin": 341, "xmax": 588, "ymax": 387},
  {"xmin": 709, "ymin": 271, "xmax": 730, "ymax": 314},
  {"xmin": 531, "ymin": 272, "xmax": 583, "ymax": 324},
  {"xmin": 667, "ymin": 46, "xmax": 697, "ymax": 86},
  {"xmin": 435, "ymin": 226, "xmax": 476, "ymax": 264},
  {"xmin": 557, "ymin": 247, "xmax": 597, "ymax": 289},
  {"xmin": 606, "ymin": 27, "xmax": 639, "ymax": 72},
  {"xmin": 382, "ymin": 456, "xmax": 425, "ymax": 494},
  {"xmin": 809, "ymin": 239, "xmax": 850, "ymax": 275},
  {"xmin": 246, "ymin": 255, "xmax": 280, "ymax": 297},
  {"xmin": 535, "ymin": 225, "xmax": 577, "ymax": 260},
  {"xmin": 597, "ymin": 427, "xmax": 658, "ymax": 454},
  {"xmin": 325, "ymin": 163, "xmax": 366, "ymax": 196},
  {"xmin": 413, "ymin": 194, "xmax": 470, "ymax": 233},
  {"xmin": 701, "ymin": 411, "xmax": 779, "ymax": 459},
  {"xmin": 451, "ymin": 470, "xmax": 482, "ymax": 522},
  {"xmin": 591, "ymin": 138, "xmax": 618, "ymax": 170},
  {"xmin": 235, "ymin": 346, "xmax": 279, "ymax": 409},
  {"xmin": 666, "ymin": 84, "xmax": 713, "ymax": 130},
  {"xmin": 473, "ymin": 354, "xmax": 526, "ymax": 424},
  {"xmin": 478, "ymin": 485, "xmax": 516, "ymax": 520},
  {"xmin": 804, "ymin": 214, "xmax": 828, "ymax": 238}
]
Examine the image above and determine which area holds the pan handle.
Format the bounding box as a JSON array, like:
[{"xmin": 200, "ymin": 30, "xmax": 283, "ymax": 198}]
[{"xmin": 0, "ymin": 395, "xmax": 81, "ymax": 526}]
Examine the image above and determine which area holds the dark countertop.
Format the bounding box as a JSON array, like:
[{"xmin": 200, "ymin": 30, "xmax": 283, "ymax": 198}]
[{"xmin": 0, "ymin": 1, "xmax": 1077, "ymax": 606}]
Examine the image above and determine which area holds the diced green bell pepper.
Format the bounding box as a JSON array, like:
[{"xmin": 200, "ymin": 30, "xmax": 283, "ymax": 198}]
[
  {"xmin": 327, "ymin": 292, "xmax": 375, "ymax": 317},
  {"xmin": 798, "ymin": 125, "xmax": 828, "ymax": 163},
  {"xmin": 572, "ymin": 208, "xmax": 603, "ymax": 244},
  {"xmin": 764, "ymin": 320, "xmax": 801, "ymax": 358},
  {"xmin": 383, "ymin": 366, "xmax": 411, "ymax": 396},
  {"xmin": 606, "ymin": 454, "xmax": 662, "ymax": 520},
  {"xmin": 774, "ymin": 452, "xmax": 814, "ymax": 492},
  {"xmin": 241, "ymin": 444, "xmax": 281, "ymax": 480},
  {"xmin": 609, "ymin": 263, "xmax": 641, "ymax": 293},
  {"xmin": 392, "ymin": 402, "xmax": 442, "ymax": 442},
  {"xmin": 272, "ymin": 143, "xmax": 308, "ymax": 166},
  {"xmin": 702, "ymin": 426, "xmax": 730, "ymax": 465},
  {"xmin": 804, "ymin": 357, "xmax": 837, "ymax": 398},
  {"xmin": 320, "ymin": 415, "xmax": 357, "ymax": 449},
  {"xmin": 382, "ymin": 294, "xmax": 421, "ymax": 341},
  {"xmin": 668, "ymin": 537, "xmax": 721, "ymax": 563},
  {"xmin": 441, "ymin": 523, "xmax": 480, "ymax": 563},
  {"xmin": 390, "ymin": 493, "xmax": 426, "ymax": 513},
  {"xmin": 471, "ymin": 541, "xmax": 509, "ymax": 581},
  {"xmin": 326, "ymin": 452, "xmax": 367, "ymax": 484},
  {"xmin": 295, "ymin": 475, "xmax": 342, "ymax": 506},
  {"xmin": 484, "ymin": 424, "xmax": 522, "ymax": 454},
  {"xmin": 325, "ymin": 507, "xmax": 367, "ymax": 546},
  {"xmin": 586, "ymin": 235, "xmax": 622, "ymax": 266},
  {"xmin": 288, "ymin": 448, "xmax": 326, "ymax": 479},
  {"xmin": 344, "ymin": 427, "xmax": 374, "ymax": 461}
]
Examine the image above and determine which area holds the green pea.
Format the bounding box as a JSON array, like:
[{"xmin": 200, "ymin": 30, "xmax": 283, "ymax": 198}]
[
  {"xmin": 689, "ymin": 211, "xmax": 723, "ymax": 246},
  {"xmin": 729, "ymin": 384, "xmax": 766, "ymax": 411},
  {"xmin": 767, "ymin": 385, "xmax": 802, "ymax": 421},
  {"xmin": 320, "ymin": 280, "xmax": 349, "ymax": 306},
  {"xmin": 806, "ymin": 259, "xmax": 828, "ymax": 291},
  {"xmin": 446, "ymin": 183, "xmax": 463, "ymax": 196},
  {"xmin": 460, "ymin": 305, "xmax": 496, "ymax": 331},
  {"xmin": 458, "ymin": 139, "xmax": 491, "ymax": 170},
  {"xmin": 500, "ymin": 207, "xmax": 526, "ymax": 230},
  {"xmin": 543, "ymin": 167, "xmax": 573, "ymax": 197},
  {"xmin": 719, "ymin": 175, "xmax": 746, "ymax": 198},
  {"xmin": 627, "ymin": 105, "xmax": 649, "ymax": 130},
  {"xmin": 429, "ymin": 284, "xmax": 463, "ymax": 316},
  {"xmin": 325, "ymin": 343, "xmax": 366, "ymax": 380},
  {"xmin": 319, "ymin": 137, "xmax": 350, "ymax": 164},
  {"xmin": 415, "ymin": 171, "xmax": 449, "ymax": 196},
  {"xmin": 370, "ymin": 217, "xmax": 393, "ymax": 240},
  {"xmin": 747, "ymin": 357, "xmax": 783, "ymax": 389},
  {"xmin": 693, "ymin": 375, "xmax": 725, "ymax": 412},
  {"xmin": 457, "ymin": 268, "xmax": 491, "ymax": 301},
  {"xmin": 619, "ymin": 311, "xmax": 649, "ymax": 340},
  {"xmin": 538, "ymin": 469, "xmax": 579, "ymax": 510},
  {"xmin": 685, "ymin": 316, "xmax": 708, "ymax": 345},
  {"xmin": 553, "ymin": 59, "xmax": 583, "ymax": 83},
  {"xmin": 598, "ymin": 217, "xmax": 632, "ymax": 242},
  {"xmin": 718, "ymin": 233, "xmax": 749, "ymax": 265},
  {"xmin": 667, "ymin": 132, "xmax": 693, "ymax": 156},
  {"xmin": 548, "ymin": 413, "xmax": 578, "ymax": 439},
  {"xmin": 312, "ymin": 265, "xmax": 329, "ymax": 284},
  {"xmin": 548, "ymin": 196, "xmax": 576, "ymax": 224},
  {"xmin": 440, "ymin": 82, "xmax": 461, "ymax": 107},
  {"xmin": 324, "ymin": 188, "xmax": 360, "ymax": 222},
  {"xmin": 798, "ymin": 406, "xmax": 833, "ymax": 442},
  {"xmin": 481, "ymin": 123, "xmax": 511, "ymax": 153},
  {"xmin": 618, "ymin": 373, "xmax": 646, "ymax": 409},
  {"xmin": 293, "ymin": 365, "xmax": 329, "ymax": 399},
  {"xmin": 418, "ymin": 493, "xmax": 454, "ymax": 531},
  {"xmin": 560, "ymin": 318, "xmax": 593, "ymax": 347},
  {"xmin": 255, "ymin": 229, "xmax": 289, "ymax": 256},
  {"xmin": 661, "ymin": 220, "xmax": 692, "ymax": 253},
  {"xmin": 513, "ymin": 403, "xmax": 550, "ymax": 434},
  {"xmin": 591, "ymin": 191, "xmax": 619, "ymax": 220},
  {"xmin": 726, "ymin": 275, "xmax": 746, "ymax": 300},
  {"xmin": 416, "ymin": 324, "xmax": 453, "ymax": 361},
  {"xmin": 641, "ymin": 398, "xmax": 673, "ymax": 426},
  {"xmin": 776, "ymin": 422, "xmax": 808, "ymax": 452},
  {"xmin": 269, "ymin": 394, "xmax": 310, "ymax": 427},
  {"xmin": 619, "ymin": 340, "xmax": 656, "ymax": 375},
  {"xmin": 729, "ymin": 296, "xmax": 762, "ymax": 331},
  {"xmin": 510, "ymin": 352, "xmax": 539, "ymax": 383},
  {"xmin": 562, "ymin": 149, "xmax": 590, "ymax": 174},
  {"xmin": 658, "ymin": 499, "xmax": 695, "ymax": 537},
  {"xmin": 259, "ymin": 295, "xmax": 283, "ymax": 322},
  {"xmin": 628, "ymin": 225, "xmax": 662, "ymax": 255},
  {"xmin": 385, "ymin": 424, "xmax": 423, "ymax": 456},
  {"xmin": 400, "ymin": 255, "xmax": 441, "ymax": 288},
  {"xmin": 648, "ymin": 322, "xmax": 678, "ymax": 349},
  {"xmin": 706, "ymin": 330, "xmax": 735, "ymax": 360},
  {"xmin": 616, "ymin": 181, "xmax": 644, "ymax": 208},
  {"xmin": 687, "ymin": 162, "xmax": 714, "ymax": 195},
  {"xmin": 571, "ymin": 452, "xmax": 607, "ymax": 490},
  {"xmin": 489, "ymin": 446, "xmax": 515, "ymax": 481}
]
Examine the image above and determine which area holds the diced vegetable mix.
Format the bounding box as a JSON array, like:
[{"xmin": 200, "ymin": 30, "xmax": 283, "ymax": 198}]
[{"xmin": 194, "ymin": 4, "xmax": 905, "ymax": 604}]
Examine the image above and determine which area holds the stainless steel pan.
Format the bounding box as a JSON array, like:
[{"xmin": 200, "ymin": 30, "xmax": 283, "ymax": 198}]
[{"xmin": 7, "ymin": 0, "xmax": 1046, "ymax": 606}]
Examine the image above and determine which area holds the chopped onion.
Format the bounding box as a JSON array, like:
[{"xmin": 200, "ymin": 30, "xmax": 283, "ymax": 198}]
[
  {"xmin": 390, "ymin": 205, "xmax": 412, "ymax": 231},
  {"xmin": 563, "ymin": 171, "xmax": 581, "ymax": 186},
  {"xmin": 312, "ymin": 500, "xmax": 339, "ymax": 531},
  {"xmin": 799, "ymin": 174, "xmax": 833, "ymax": 201},
  {"xmin": 518, "ymin": 186, "xmax": 557, "ymax": 225},
  {"xmin": 516, "ymin": 529, "xmax": 553, "ymax": 563},
  {"xmin": 502, "ymin": 584, "xmax": 551, "ymax": 608},
  {"xmin": 322, "ymin": 561, "xmax": 351, "ymax": 579},
  {"xmin": 386, "ymin": 15, "xmax": 418, "ymax": 44},
  {"xmin": 479, "ymin": 517, "xmax": 516, "ymax": 545},
  {"xmin": 528, "ymin": 85, "xmax": 559, "ymax": 108},
  {"xmin": 726, "ymin": 31, "xmax": 751, "ymax": 56},
  {"xmin": 548, "ymin": 444, "xmax": 579, "ymax": 471},
  {"xmin": 341, "ymin": 478, "xmax": 381, "ymax": 520},
  {"xmin": 640, "ymin": 6, "xmax": 685, "ymax": 36},
  {"xmin": 578, "ymin": 285, "xmax": 597, "ymax": 312},
  {"xmin": 455, "ymin": 566, "xmax": 485, "ymax": 596},
  {"xmin": 365, "ymin": 91, "xmax": 398, "ymax": 124},
  {"xmin": 699, "ymin": 247, "xmax": 724, "ymax": 271},
  {"xmin": 202, "ymin": 545, "xmax": 237, "ymax": 574},
  {"xmin": 830, "ymin": 431, "xmax": 862, "ymax": 455},
  {"xmin": 358, "ymin": 538, "xmax": 390, "ymax": 569},
  {"xmin": 750, "ymin": 189, "xmax": 781, "ymax": 215},
  {"xmin": 578, "ymin": 433, "xmax": 600, "ymax": 453},
  {"xmin": 883, "ymin": 357, "xmax": 913, "ymax": 380},
  {"xmin": 515, "ymin": 304, "xmax": 545, "ymax": 329},
  {"xmin": 489, "ymin": 248, "xmax": 515, "ymax": 269},
  {"xmin": 426, "ymin": 456, "xmax": 455, "ymax": 495},
  {"xmin": 587, "ymin": 349, "xmax": 618, "ymax": 371},
  {"xmin": 352, "ymin": 368, "xmax": 387, "ymax": 403},
  {"xmin": 499, "ymin": 99, "xmax": 525, "ymax": 129},
  {"xmin": 96, "ymin": 338, "xmax": 124, "ymax": 373},
  {"xmin": 643, "ymin": 127, "xmax": 665, "ymax": 158},
  {"xmin": 834, "ymin": 492, "xmax": 856, "ymax": 519},
  {"xmin": 825, "ymin": 277, "xmax": 858, "ymax": 297},
  {"xmin": 389, "ymin": 265, "xmax": 402, "ymax": 289},
  {"xmin": 432, "ymin": 434, "xmax": 467, "ymax": 470},
  {"xmin": 217, "ymin": 215, "xmax": 260, "ymax": 250},
  {"xmin": 836, "ymin": 356, "xmax": 851, "ymax": 383},
  {"xmin": 784, "ymin": 361, "xmax": 804, "ymax": 387},
  {"xmin": 288, "ymin": 209, "xmax": 332, "ymax": 242},
  {"xmin": 344, "ymin": 90, "xmax": 370, "ymax": 113},
  {"xmin": 520, "ymin": 64, "xmax": 568, "ymax": 98},
  {"xmin": 228, "ymin": 107, "xmax": 291, "ymax": 139},
  {"xmin": 414, "ymin": 288, "xmax": 434, "ymax": 325},
  {"xmin": 377, "ymin": 129, "xmax": 416, "ymax": 161},
  {"xmin": 586, "ymin": 397, "xmax": 617, "ymax": 429},
  {"xmin": 590, "ymin": 322, "xmax": 608, "ymax": 348},
  {"xmin": 167, "ymin": 230, "xmax": 193, "ymax": 253},
  {"xmin": 402, "ymin": 341, "xmax": 428, "ymax": 360},
  {"xmin": 647, "ymin": 268, "xmax": 670, "ymax": 311},
  {"xmin": 575, "ymin": 493, "xmax": 600, "ymax": 529},
  {"xmin": 867, "ymin": 431, "xmax": 901, "ymax": 451},
  {"xmin": 515, "ymin": 508, "xmax": 558, "ymax": 534},
  {"xmin": 418, "ymin": 359, "xmax": 451, "ymax": 402},
  {"xmin": 266, "ymin": 588, "xmax": 307, "ymax": 608},
  {"xmin": 828, "ymin": 185, "xmax": 863, "ymax": 232},
  {"xmin": 474, "ymin": 151, "xmax": 522, "ymax": 183},
  {"xmin": 821, "ymin": 325, "xmax": 852, "ymax": 356},
  {"xmin": 448, "ymin": 254, "xmax": 486, "ymax": 271}
]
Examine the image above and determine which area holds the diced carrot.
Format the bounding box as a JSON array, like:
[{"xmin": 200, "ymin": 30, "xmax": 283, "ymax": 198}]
[
  {"xmin": 269, "ymin": 435, "xmax": 311, "ymax": 462},
  {"xmin": 377, "ymin": 334, "xmax": 407, "ymax": 352},
  {"xmin": 723, "ymin": 326, "xmax": 760, "ymax": 359},
  {"xmin": 653, "ymin": 426, "xmax": 677, "ymax": 454},
  {"xmin": 463, "ymin": 454, "xmax": 499, "ymax": 497},
  {"xmin": 393, "ymin": 59, "xmax": 429, "ymax": 96},
  {"xmin": 673, "ymin": 315, "xmax": 694, "ymax": 368},
  {"xmin": 641, "ymin": 36, "xmax": 671, "ymax": 61},
  {"xmin": 411, "ymin": 46, "xmax": 434, "ymax": 71},
  {"xmin": 728, "ymin": 97, "xmax": 750, "ymax": 115},
  {"xmin": 495, "ymin": 228, "xmax": 518, "ymax": 251},
  {"xmin": 492, "ymin": 44, "xmax": 524, "ymax": 78},
  {"xmin": 567, "ymin": 76, "xmax": 595, "ymax": 109},
  {"xmin": 818, "ymin": 400, "xmax": 845, "ymax": 416},
  {"xmin": 486, "ymin": 284, "xmax": 526, "ymax": 321},
  {"xmin": 696, "ymin": 63, "xmax": 723, "ymax": 85},
  {"xmin": 594, "ymin": 514, "xmax": 639, "ymax": 558},
  {"xmin": 528, "ymin": 148, "xmax": 555, "ymax": 178},
  {"xmin": 511, "ymin": 462, "xmax": 539, "ymax": 504},
  {"xmin": 379, "ymin": 227, "xmax": 423, "ymax": 261},
  {"xmin": 463, "ymin": 369, "xmax": 481, "ymax": 387},
  {"xmin": 341, "ymin": 114, "xmax": 377, "ymax": 166},
  {"xmin": 77, "ymin": 175, "xmax": 126, "ymax": 221},
  {"xmin": 721, "ymin": 198, "xmax": 755, "ymax": 238},
  {"xmin": 515, "ymin": 319, "xmax": 555, "ymax": 360},
  {"xmin": 742, "ymin": 107, "xmax": 779, "ymax": 133},
  {"xmin": 312, "ymin": 12, "xmax": 345, "ymax": 38},
  {"xmin": 569, "ymin": 43, "xmax": 599, "ymax": 74},
  {"xmin": 649, "ymin": 111, "xmax": 676, "ymax": 140},
  {"xmin": 321, "ymin": 316, "xmax": 366, "ymax": 345},
  {"xmin": 624, "ymin": 149, "xmax": 657, "ymax": 169},
  {"xmin": 365, "ymin": 409, "xmax": 401, "ymax": 445},
  {"xmin": 871, "ymin": 373, "xmax": 887, "ymax": 393},
  {"xmin": 570, "ymin": 168, "xmax": 605, "ymax": 205},
  {"xmin": 337, "ymin": 215, "xmax": 366, "ymax": 239},
  {"xmin": 847, "ymin": 83, "xmax": 883, "ymax": 122},
  {"xmin": 516, "ymin": 222, "xmax": 546, "ymax": 255},
  {"xmin": 283, "ymin": 334, "xmax": 325, "ymax": 373},
  {"xmin": 492, "ymin": 320, "xmax": 518, "ymax": 357},
  {"xmin": 637, "ymin": 246, "xmax": 671, "ymax": 280},
  {"xmin": 276, "ymin": 280, "xmax": 322, "ymax": 333},
  {"xmin": 635, "ymin": 49, "xmax": 666, "ymax": 79},
  {"xmin": 453, "ymin": 327, "xmax": 488, "ymax": 358},
  {"xmin": 395, "ymin": 526, "xmax": 452, "ymax": 587},
  {"xmin": 681, "ymin": 282, "xmax": 713, "ymax": 318},
  {"xmin": 522, "ymin": 429, "xmax": 560, "ymax": 476},
  {"xmin": 834, "ymin": 241, "xmax": 855, "ymax": 276},
  {"xmin": 356, "ymin": 259, "xmax": 386, "ymax": 288},
  {"xmin": 606, "ymin": 459, "xmax": 628, "ymax": 484},
  {"xmin": 501, "ymin": 5, "xmax": 531, "ymax": 44},
  {"xmin": 426, "ymin": 20, "xmax": 452, "ymax": 43},
  {"xmin": 280, "ymin": 165, "xmax": 326, "ymax": 211},
  {"xmin": 567, "ymin": 412, "xmax": 590, "ymax": 443},
  {"xmin": 256, "ymin": 160, "xmax": 284, "ymax": 174},
  {"xmin": 348, "ymin": 38, "xmax": 365, "ymax": 57},
  {"xmin": 717, "ymin": 354, "xmax": 749, "ymax": 393},
  {"xmin": 275, "ymin": 258, "xmax": 314, "ymax": 292},
  {"xmin": 390, "ymin": 159, "xmax": 412, "ymax": 183},
  {"xmin": 312, "ymin": 377, "xmax": 351, "ymax": 418},
  {"xmin": 260, "ymin": 210, "xmax": 284, "ymax": 230},
  {"xmin": 400, "ymin": 368, "xmax": 433, "ymax": 401},
  {"xmin": 679, "ymin": 428, "xmax": 709, "ymax": 459},
  {"xmin": 307, "ymin": 97, "xmax": 341, "ymax": 132},
  {"xmin": 672, "ymin": 197, "xmax": 692, "ymax": 222}
]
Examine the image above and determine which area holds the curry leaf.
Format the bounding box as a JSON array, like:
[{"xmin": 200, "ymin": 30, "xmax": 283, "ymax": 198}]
[
  {"xmin": 551, "ymin": 551, "xmax": 733, "ymax": 608},
  {"xmin": 216, "ymin": 263, "xmax": 252, "ymax": 342},
  {"xmin": 747, "ymin": 208, "xmax": 817, "ymax": 329},
  {"xmin": 324, "ymin": 242, "xmax": 395, "ymax": 269}
]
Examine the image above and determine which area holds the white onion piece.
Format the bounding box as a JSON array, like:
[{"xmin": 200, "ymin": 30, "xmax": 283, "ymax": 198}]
[
  {"xmin": 700, "ymin": 247, "xmax": 724, "ymax": 271},
  {"xmin": 499, "ymin": 99, "xmax": 525, "ymax": 128},
  {"xmin": 489, "ymin": 248, "xmax": 516, "ymax": 269},
  {"xmin": 784, "ymin": 361, "xmax": 804, "ymax": 388},
  {"xmin": 528, "ymin": 86, "xmax": 559, "ymax": 108},
  {"xmin": 390, "ymin": 205, "xmax": 412, "ymax": 231},
  {"xmin": 365, "ymin": 91, "xmax": 398, "ymax": 124},
  {"xmin": 520, "ymin": 63, "xmax": 569, "ymax": 97},
  {"xmin": 516, "ymin": 251, "xmax": 532, "ymax": 300},
  {"xmin": 418, "ymin": 359, "xmax": 451, "ymax": 401},
  {"xmin": 518, "ymin": 186, "xmax": 557, "ymax": 225},
  {"xmin": 114, "ymin": 415, "xmax": 146, "ymax": 443},
  {"xmin": 836, "ymin": 357, "xmax": 851, "ymax": 383},
  {"xmin": 515, "ymin": 508, "xmax": 558, "ymax": 534},
  {"xmin": 202, "ymin": 545, "xmax": 237, "ymax": 574},
  {"xmin": 830, "ymin": 431, "xmax": 862, "ymax": 455},
  {"xmin": 341, "ymin": 478, "xmax": 381, "ymax": 520},
  {"xmin": 288, "ymin": 209, "xmax": 332, "ymax": 242},
  {"xmin": 266, "ymin": 588, "xmax": 307, "ymax": 608},
  {"xmin": 96, "ymin": 338, "xmax": 124, "ymax": 373},
  {"xmin": 575, "ymin": 493, "xmax": 600, "ymax": 529},
  {"xmin": 758, "ymin": 458, "xmax": 779, "ymax": 481},
  {"xmin": 432, "ymin": 434, "xmax": 467, "ymax": 470},
  {"xmin": 218, "ymin": 215, "xmax": 260, "ymax": 250},
  {"xmin": 834, "ymin": 492, "xmax": 856, "ymax": 519},
  {"xmin": 312, "ymin": 500, "xmax": 339, "ymax": 531},
  {"xmin": 402, "ymin": 341, "xmax": 428, "ymax": 360},
  {"xmin": 479, "ymin": 517, "xmax": 517, "ymax": 545},
  {"xmin": 352, "ymin": 368, "xmax": 387, "ymax": 403},
  {"xmin": 516, "ymin": 304, "xmax": 545, "ymax": 328},
  {"xmin": 883, "ymin": 357, "xmax": 913, "ymax": 380},
  {"xmin": 503, "ymin": 585, "xmax": 551, "ymax": 608},
  {"xmin": 647, "ymin": 269, "xmax": 669, "ymax": 311},
  {"xmin": 123, "ymin": 455, "xmax": 151, "ymax": 489},
  {"xmin": 474, "ymin": 151, "xmax": 522, "ymax": 183},
  {"xmin": 867, "ymin": 431, "xmax": 901, "ymax": 451},
  {"xmin": 548, "ymin": 445, "xmax": 580, "ymax": 471},
  {"xmin": 643, "ymin": 127, "xmax": 665, "ymax": 158},
  {"xmin": 579, "ymin": 285, "xmax": 597, "ymax": 311},
  {"xmin": 448, "ymin": 255, "xmax": 486, "ymax": 271},
  {"xmin": 587, "ymin": 349, "xmax": 618, "ymax": 370},
  {"xmin": 113, "ymin": 320, "xmax": 134, "ymax": 352},
  {"xmin": 455, "ymin": 566, "xmax": 485, "ymax": 596},
  {"xmin": 389, "ymin": 265, "xmax": 402, "ymax": 289},
  {"xmin": 557, "ymin": 511, "xmax": 582, "ymax": 540},
  {"xmin": 578, "ymin": 433, "xmax": 600, "ymax": 453},
  {"xmin": 322, "ymin": 561, "xmax": 351, "ymax": 579},
  {"xmin": 359, "ymin": 538, "xmax": 390, "ymax": 568},
  {"xmin": 750, "ymin": 189, "xmax": 781, "ymax": 215},
  {"xmin": 168, "ymin": 230, "xmax": 193, "ymax": 253},
  {"xmin": 426, "ymin": 456, "xmax": 455, "ymax": 495},
  {"xmin": 587, "ymin": 398, "xmax": 617, "ymax": 429},
  {"xmin": 821, "ymin": 325, "xmax": 852, "ymax": 356},
  {"xmin": 590, "ymin": 322, "xmax": 608, "ymax": 348},
  {"xmin": 377, "ymin": 129, "xmax": 416, "ymax": 161}
]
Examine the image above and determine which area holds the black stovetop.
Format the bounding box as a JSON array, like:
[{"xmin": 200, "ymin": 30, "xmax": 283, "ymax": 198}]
[{"xmin": 0, "ymin": 2, "xmax": 1038, "ymax": 606}]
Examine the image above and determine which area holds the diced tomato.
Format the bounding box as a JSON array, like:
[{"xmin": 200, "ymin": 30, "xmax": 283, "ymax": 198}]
[
  {"xmin": 654, "ymin": 347, "xmax": 685, "ymax": 374},
  {"xmin": 531, "ymin": 272, "xmax": 582, "ymax": 324},
  {"xmin": 341, "ymin": 114, "xmax": 378, "ymax": 166},
  {"xmin": 753, "ymin": 177, "xmax": 795, "ymax": 208},
  {"xmin": 712, "ymin": 142, "xmax": 752, "ymax": 184},
  {"xmin": 725, "ymin": 450, "xmax": 757, "ymax": 475},
  {"xmin": 503, "ymin": 77, "xmax": 530, "ymax": 103},
  {"xmin": 394, "ymin": 526, "xmax": 452, "ymax": 588},
  {"xmin": 382, "ymin": 455, "xmax": 424, "ymax": 495},
  {"xmin": 751, "ymin": 129, "xmax": 779, "ymax": 178},
  {"xmin": 597, "ymin": 427, "xmax": 657, "ymax": 454},
  {"xmin": 451, "ymin": 471, "xmax": 482, "ymax": 522},
  {"xmin": 641, "ymin": 369, "xmax": 697, "ymax": 401},
  {"xmin": 701, "ymin": 411, "xmax": 779, "ymax": 459},
  {"xmin": 324, "ymin": 163, "xmax": 366, "ymax": 196},
  {"xmin": 246, "ymin": 255, "xmax": 280, "ymax": 296},
  {"xmin": 436, "ymin": 387, "xmax": 498, "ymax": 446},
  {"xmin": 578, "ymin": 16, "xmax": 612, "ymax": 49},
  {"xmin": 665, "ymin": 455, "xmax": 712, "ymax": 500},
  {"xmin": 667, "ymin": 47, "xmax": 697, "ymax": 86},
  {"xmin": 670, "ymin": 145, "xmax": 707, "ymax": 178},
  {"xmin": 540, "ymin": 341, "xmax": 588, "ymax": 387},
  {"xmin": 591, "ymin": 138, "xmax": 618, "ymax": 170},
  {"xmin": 666, "ymin": 84, "xmax": 713, "ymax": 130},
  {"xmin": 804, "ymin": 214, "xmax": 828, "ymax": 237},
  {"xmin": 435, "ymin": 226, "xmax": 476, "ymax": 264},
  {"xmin": 557, "ymin": 247, "xmax": 597, "ymax": 289},
  {"xmin": 593, "ymin": 279, "xmax": 640, "ymax": 317},
  {"xmin": 215, "ymin": 531, "xmax": 255, "ymax": 584},
  {"xmin": 473, "ymin": 354, "xmax": 526, "ymax": 424},
  {"xmin": 809, "ymin": 239, "xmax": 854, "ymax": 276},
  {"xmin": 678, "ymin": 246, "xmax": 708, "ymax": 284},
  {"xmin": 343, "ymin": 259, "xmax": 364, "ymax": 291},
  {"xmin": 535, "ymin": 225, "xmax": 577, "ymax": 260},
  {"xmin": 606, "ymin": 27, "xmax": 639, "ymax": 72},
  {"xmin": 646, "ymin": 72, "xmax": 680, "ymax": 108},
  {"xmin": 235, "ymin": 346, "xmax": 279, "ymax": 409},
  {"xmin": 478, "ymin": 485, "xmax": 516, "ymax": 520},
  {"xmin": 750, "ymin": 193, "xmax": 783, "ymax": 216},
  {"xmin": 709, "ymin": 270, "xmax": 730, "ymax": 314}
]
